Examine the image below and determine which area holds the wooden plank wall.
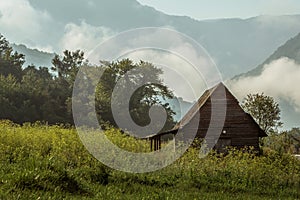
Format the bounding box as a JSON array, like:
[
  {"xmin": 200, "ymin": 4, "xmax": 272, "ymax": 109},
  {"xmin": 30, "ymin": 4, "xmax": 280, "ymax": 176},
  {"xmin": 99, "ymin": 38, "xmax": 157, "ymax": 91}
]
[{"xmin": 183, "ymin": 84, "xmax": 261, "ymax": 151}]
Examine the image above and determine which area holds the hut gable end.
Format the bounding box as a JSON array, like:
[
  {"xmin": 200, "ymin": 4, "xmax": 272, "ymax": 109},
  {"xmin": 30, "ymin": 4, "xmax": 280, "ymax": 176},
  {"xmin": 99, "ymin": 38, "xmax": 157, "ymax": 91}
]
[{"xmin": 148, "ymin": 82, "xmax": 267, "ymax": 152}]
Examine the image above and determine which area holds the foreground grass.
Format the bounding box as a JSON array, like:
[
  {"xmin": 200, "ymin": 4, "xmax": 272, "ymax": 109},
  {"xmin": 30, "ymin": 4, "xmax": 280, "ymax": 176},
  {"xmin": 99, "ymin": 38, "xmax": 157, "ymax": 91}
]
[{"xmin": 0, "ymin": 120, "xmax": 299, "ymax": 199}]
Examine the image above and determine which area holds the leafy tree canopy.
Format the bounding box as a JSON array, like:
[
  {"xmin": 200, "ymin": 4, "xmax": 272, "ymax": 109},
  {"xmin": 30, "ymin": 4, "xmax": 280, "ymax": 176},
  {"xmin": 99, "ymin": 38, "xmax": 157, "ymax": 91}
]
[
  {"xmin": 0, "ymin": 34, "xmax": 175, "ymax": 132},
  {"xmin": 95, "ymin": 59, "xmax": 175, "ymax": 134},
  {"xmin": 0, "ymin": 34, "xmax": 25, "ymax": 80},
  {"xmin": 241, "ymin": 93, "xmax": 283, "ymax": 134}
]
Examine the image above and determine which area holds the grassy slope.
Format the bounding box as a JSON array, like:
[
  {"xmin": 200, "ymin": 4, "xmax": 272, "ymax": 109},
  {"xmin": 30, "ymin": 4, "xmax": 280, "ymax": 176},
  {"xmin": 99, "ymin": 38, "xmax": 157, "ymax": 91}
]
[{"xmin": 0, "ymin": 120, "xmax": 299, "ymax": 199}]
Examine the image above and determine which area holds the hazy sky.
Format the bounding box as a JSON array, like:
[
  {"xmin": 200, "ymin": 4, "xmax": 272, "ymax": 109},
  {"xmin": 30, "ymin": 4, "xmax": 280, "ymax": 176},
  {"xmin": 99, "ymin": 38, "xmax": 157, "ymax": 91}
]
[{"xmin": 137, "ymin": 0, "xmax": 300, "ymax": 20}]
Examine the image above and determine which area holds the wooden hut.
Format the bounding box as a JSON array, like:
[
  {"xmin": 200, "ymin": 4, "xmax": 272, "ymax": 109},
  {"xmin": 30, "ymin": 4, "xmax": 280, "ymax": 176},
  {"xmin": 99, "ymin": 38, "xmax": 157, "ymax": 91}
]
[{"xmin": 148, "ymin": 82, "xmax": 267, "ymax": 153}]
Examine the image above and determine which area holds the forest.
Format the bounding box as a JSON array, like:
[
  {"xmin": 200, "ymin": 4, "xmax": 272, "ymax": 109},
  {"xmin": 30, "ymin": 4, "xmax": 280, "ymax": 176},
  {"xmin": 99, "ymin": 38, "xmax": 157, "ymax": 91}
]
[{"xmin": 0, "ymin": 34, "xmax": 175, "ymax": 131}]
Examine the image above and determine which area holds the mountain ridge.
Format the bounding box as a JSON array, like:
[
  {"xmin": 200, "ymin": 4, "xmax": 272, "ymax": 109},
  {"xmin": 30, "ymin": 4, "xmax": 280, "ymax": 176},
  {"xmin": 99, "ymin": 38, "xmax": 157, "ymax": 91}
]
[
  {"xmin": 229, "ymin": 31, "xmax": 300, "ymax": 129},
  {"xmin": 234, "ymin": 32, "xmax": 300, "ymax": 79},
  {"xmin": 7, "ymin": 0, "xmax": 299, "ymax": 78},
  {"xmin": 11, "ymin": 44, "xmax": 55, "ymax": 68}
]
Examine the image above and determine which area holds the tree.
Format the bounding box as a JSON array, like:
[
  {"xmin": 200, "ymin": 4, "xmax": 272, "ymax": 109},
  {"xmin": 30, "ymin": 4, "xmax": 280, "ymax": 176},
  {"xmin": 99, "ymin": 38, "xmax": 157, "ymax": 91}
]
[
  {"xmin": 95, "ymin": 59, "xmax": 176, "ymax": 134},
  {"xmin": 264, "ymin": 128, "xmax": 300, "ymax": 154},
  {"xmin": 241, "ymin": 93, "xmax": 283, "ymax": 134},
  {"xmin": 51, "ymin": 50, "xmax": 86, "ymax": 124},
  {"xmin": 0, "ymin": 34, "xmax": 25, "ymax": 80},
  {"xmin": 0, "ymin": 74, "xmax": 20, "ymax": 121},
  {"xmin": 0, "ymin": 36, "xmax": 175, "ymax": 129},
  {"xmin": 51, "ymin": 50, "xmax": 85, "ymax": 84},
  {"xmin": 0, "ymin": 34, "xmax": 84, "ymax": 124}
]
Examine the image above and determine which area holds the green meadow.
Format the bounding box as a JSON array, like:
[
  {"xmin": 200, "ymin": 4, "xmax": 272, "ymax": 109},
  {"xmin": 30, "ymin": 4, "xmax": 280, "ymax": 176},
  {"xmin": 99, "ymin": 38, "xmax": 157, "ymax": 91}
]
[{"xmin": 0, "ymin": 120, "xmax": 299, "ymax": 199}]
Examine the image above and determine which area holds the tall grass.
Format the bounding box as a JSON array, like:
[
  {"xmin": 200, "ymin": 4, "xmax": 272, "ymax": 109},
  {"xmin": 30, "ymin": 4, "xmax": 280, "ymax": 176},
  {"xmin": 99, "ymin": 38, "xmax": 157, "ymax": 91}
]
[{"xmin": 0, "ymin": 120, "xmax": 299, "ymax": 199}]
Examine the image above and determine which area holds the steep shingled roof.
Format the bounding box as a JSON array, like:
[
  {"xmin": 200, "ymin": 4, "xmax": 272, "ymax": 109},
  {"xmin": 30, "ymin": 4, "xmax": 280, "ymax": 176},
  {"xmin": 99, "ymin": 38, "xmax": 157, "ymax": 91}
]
[{"xmin": 147, "ymin": 82, "xmax": 267, "ymax": 138}]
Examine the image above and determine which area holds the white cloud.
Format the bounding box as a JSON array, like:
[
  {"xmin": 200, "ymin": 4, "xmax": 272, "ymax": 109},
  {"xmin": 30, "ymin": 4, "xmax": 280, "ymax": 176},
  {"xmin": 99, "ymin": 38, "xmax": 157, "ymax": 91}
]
[
  {"xmin": 0, "ymin": 0, "xmax": 53, "ymax": 49},
  {"xmin": 122, "ymin": 49, "xmax": 208, "ymax": 102},
  {"xmin": 86, "ymin": 28, "xmax": 221, "ymax": 102},
  {"xmin": 59, "ymin": 21, "xmax": 115, "ymax": 54},
  {"xmin": 229, "ymin": 57, "xmax": 300, "ymax": 112},
  {"xmin": 255, "ymin": 15, "xmax": 300, "ymax": 30},
  {"xmin": 258, "ymin": 0, "xmax": 300, "ymax": 17}
]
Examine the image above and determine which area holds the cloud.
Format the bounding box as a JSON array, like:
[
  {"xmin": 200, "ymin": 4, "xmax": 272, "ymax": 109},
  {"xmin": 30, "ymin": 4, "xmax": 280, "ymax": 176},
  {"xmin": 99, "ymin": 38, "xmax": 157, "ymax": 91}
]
[
  {"xmin": 255, "ymin": 15, "xmax": 300, "ymax": 30},
  {"xmin": 0, "ymin": 0, "xmax": 53, "ymax": 50},
  {"xmin": 87, "ymin": 28, "xmax": 221, "ymax": 102},
  {"xmin": 258, "ymin": 0, "xmax": 300, "ymax": 17},
  {"xmin": 229, "ymin": 57, "xmax": 300, "ymax": 112},
  {"xmin": 121, "ymin": 49, "xmax": 208, "ymax": 102},
  {"xmin": 59, "ymin": 21, "xmax": 115, "ymax": 54}
]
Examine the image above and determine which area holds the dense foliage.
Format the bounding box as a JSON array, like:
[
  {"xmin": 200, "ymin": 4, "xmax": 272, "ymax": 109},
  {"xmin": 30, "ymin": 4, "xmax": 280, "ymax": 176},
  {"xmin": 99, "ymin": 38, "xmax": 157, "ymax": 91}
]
[
  {"xmin": 95, "ymin": 59, "xmax": 175, "ymax": 132},
  {"xmin": 241, "ymin": 93, "xmax": 282, "ymax": 134},
  {"xmin": 265, "ymin": 128, "xmax": 300, "ymax": 154},
  {"xmin": 0, "ymin": 34, "xmax": 175, "ymax": 131},
  {"xmin": 0, "ymin": 121, "xmax": 299, "ymax": 199}
]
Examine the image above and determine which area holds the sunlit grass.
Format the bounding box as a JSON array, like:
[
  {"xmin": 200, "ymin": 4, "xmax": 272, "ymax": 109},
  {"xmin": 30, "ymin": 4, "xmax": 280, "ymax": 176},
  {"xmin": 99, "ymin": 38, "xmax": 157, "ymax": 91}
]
[{"xmin": 0, "ymin": 120, "xmax": 299, "ymax": 199}]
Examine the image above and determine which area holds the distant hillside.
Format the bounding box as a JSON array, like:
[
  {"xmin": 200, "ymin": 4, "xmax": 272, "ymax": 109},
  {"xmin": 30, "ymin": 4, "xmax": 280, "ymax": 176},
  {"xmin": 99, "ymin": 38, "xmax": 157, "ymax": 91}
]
[
  {"xmin": 230, "ymin": 32, "xmax": 300, "ymax": 129},
  {"xmin": 11, "ymin": 44, "xmax": 55, "ymax": 68},
  {"xmin": 260, "ymin": 32, "xmax": 300, "ymax": 66},
  {"xmin": 5, "ymin": 0, "xmax": 297, "ymax": 78},
  {"xmin": 236, "ymin": 32, "xmax": 300, "ymax": 78}
]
